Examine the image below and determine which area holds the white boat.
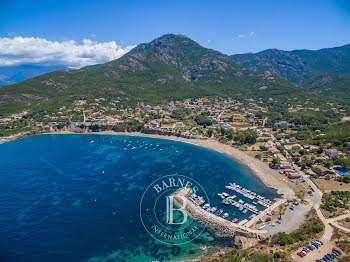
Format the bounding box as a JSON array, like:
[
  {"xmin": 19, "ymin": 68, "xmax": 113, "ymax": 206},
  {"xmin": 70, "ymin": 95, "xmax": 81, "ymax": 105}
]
[{"xmin": 222, "ymin": 213, "xmax": 229, "ymax": 219}]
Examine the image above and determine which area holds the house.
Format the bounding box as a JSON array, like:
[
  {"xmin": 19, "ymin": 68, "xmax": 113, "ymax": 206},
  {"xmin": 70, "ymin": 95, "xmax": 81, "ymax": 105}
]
[
  {"xmin": 283, "ymin": 169, "xmax": 295, "ymax": 174},
  {"xmin": 275, "ymin": 153, "xmax": 287, "ymax": 162},
  {"xmin": 325, "ymin": 149, "xmax": 339, "ymax": 158},
  {"xmin": 288, "ymin": 172, "xmax": 301, "ymax": 179},
  {"xmin": 275, "ymin": 121, "xmax": 288, "ymax": 127},
  {"xmin": 308, "ymin": 145, "xmax": 319, "ymax": 153},
  {"xmin": 265, "ymin": 140, "xmax": 274, "ymax": 148},
  {"xmin": 291, "ymin": 144, "xmax": 303, "ymax": 150},
  {"xmin": 149, "ymin": 120, "xmax": 159, "ymax": 129},
  {"xmin": 289, "ymin": 137, "xmax": 298, "ymax": 143},
  {"xmin": 174, "ymin": 122, "xmax": 184, "ymax": 128},
  {"xmin": 268, "ymin": 147, "xmax": 279, "ymax": 154},
  {"xmin": 280, "ymin": 161, "xmax": 292, "ymax": 169},
  {"xmin": 284, "ymin": 145, "xmax": 291, "ymax": 150}
]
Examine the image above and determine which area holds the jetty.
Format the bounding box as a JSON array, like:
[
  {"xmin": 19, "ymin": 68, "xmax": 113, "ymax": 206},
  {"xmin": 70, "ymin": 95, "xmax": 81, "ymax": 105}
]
[
  {"xmin": 225, "ymin": 183, "xmax": 274, "ymax": 208},
  {"xmin": 173, "ymin": 188, "xmax": 268, "ymax": 237}
]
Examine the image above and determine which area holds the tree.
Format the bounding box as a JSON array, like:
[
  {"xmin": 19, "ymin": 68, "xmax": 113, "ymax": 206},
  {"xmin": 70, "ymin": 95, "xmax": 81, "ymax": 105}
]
[
  {"xmin": 206, "ymin": 128, "xmax": 213, "ymax": 138},
  {"xmin": 234, "ymin": 130, "xmax": 257, "ymax": 144},
  {"xmin": 194, "ymin": 113, "xmax": 212, "ymax": 126},
  {"xmin": 226, "ymin": 129, "xmax": 234, "ymax": 140},
  {"xmin": 272, "ymin": 157, "xmax": 280, "ymax": 165}
]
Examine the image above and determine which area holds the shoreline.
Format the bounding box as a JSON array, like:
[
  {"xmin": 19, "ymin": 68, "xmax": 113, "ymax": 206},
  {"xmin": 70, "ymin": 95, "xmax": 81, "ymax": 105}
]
[
  {"xmin": 1, "ymin": 130, "xmax": 297, "ymax": 261},
  {"xmin": 0, "ymin": 130, "xmax": 295, "ymax": 200}
]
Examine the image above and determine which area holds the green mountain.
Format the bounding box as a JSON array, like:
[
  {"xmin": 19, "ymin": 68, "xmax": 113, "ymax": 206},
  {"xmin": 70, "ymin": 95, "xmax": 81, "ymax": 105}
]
[
  {"xmin": 0, "ymin": 34, "xmax": 308, "ymax": 116},
  {"xmin": 302, "ymin": 73, "xmax": 350, "ymax": 102},
  {"xmin": 230, "ymin": 44, "xmax": 350, "ymax": 84}
]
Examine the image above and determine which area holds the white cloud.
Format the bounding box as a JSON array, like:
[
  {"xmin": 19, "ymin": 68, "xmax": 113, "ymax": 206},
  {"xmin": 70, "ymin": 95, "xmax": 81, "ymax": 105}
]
[
  {"xmin": 0, "ymin": 36, "xmax": 136, "ymax": 68},
  {"xmin": 237, "ymin": 32, "xmax": 256, "ymax": 39}
]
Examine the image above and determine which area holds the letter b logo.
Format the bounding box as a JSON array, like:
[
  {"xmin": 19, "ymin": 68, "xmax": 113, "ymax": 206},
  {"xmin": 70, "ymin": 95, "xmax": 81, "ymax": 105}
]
[{"xmin": 166, "ymin": 196, "xmax": 188, "ymax": 225}]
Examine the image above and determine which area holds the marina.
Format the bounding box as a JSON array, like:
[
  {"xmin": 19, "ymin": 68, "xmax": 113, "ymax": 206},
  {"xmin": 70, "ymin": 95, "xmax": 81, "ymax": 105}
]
[
  {"xmin": 225, "ymin": 183, "xmax": 274, "ymax": 208},
  {"xmin": 191, "ymin": 183, "xmax": 276, "ymax": 227},
  {"xmin": 174, "ymin": 188, "xmax": 267, "ymax": 238}
]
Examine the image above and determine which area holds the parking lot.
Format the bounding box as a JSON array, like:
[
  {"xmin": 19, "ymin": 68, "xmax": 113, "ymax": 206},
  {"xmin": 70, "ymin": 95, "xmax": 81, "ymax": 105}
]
[{"xmin": 265, "ymin": 200, "xmax": 313, "ymax": 236}]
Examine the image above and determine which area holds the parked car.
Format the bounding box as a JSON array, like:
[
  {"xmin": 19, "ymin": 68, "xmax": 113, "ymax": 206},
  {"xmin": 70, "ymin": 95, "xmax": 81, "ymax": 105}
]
[
  {"xmin": 332, "ymin": 251, "xmax": 340, "ymax": 258},
  {"xmin": 311, "ymin": 243, "xmax": 319, "ymax": 248},
  {"xmin": 307, "ymin": 245, "xmax": 315, "ymax": 250},
  {"xmin": 315, "ymin": 240, "xmax": 323, "ymax": 245},
  {"xmin": 332, "ymin": 247, "xmax": 342, "ymax": 255},
  {"xmin": 297, "ymin": 252, "xmax": 304, "ymax": 257}
]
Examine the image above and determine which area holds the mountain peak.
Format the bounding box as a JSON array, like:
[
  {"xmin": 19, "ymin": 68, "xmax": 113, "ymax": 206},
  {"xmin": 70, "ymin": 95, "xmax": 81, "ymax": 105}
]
[{"xmin": 127, "ymin": 34, "xmax": 197, "ymax": 55}]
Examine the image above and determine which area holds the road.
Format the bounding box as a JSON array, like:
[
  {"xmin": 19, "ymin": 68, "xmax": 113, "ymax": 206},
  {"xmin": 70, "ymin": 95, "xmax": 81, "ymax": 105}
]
[
  {"xmin": 274, "ymin": 138, "xmax": 342, "ymax": 262},
  {"xmin": 328, "ymin": 213, "xmax": 350, "ymax": 233}
]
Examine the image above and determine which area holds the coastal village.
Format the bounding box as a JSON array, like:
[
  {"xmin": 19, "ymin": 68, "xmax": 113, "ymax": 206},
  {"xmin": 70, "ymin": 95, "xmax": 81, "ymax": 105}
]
[{"xmin": 1, "ymin": 96, "xmax": 350, "ymax": 261}]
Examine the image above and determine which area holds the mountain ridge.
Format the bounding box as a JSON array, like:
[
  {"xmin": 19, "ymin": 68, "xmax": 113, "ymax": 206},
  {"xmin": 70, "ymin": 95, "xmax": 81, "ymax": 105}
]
[
  {"xmin": 230, "ymin": 43, "xmax": 350, "ymax": 84},
  {"xmin": 0, "ymin": 34, "xmax": 307, "ymax": 116}
]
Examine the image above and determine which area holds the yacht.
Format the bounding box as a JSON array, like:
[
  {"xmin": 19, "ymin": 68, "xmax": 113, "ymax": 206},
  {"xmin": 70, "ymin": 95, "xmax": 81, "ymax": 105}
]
[
  {"xmin": 216, "ymin": 209, "xmax": 223, "ymax": 216},
  {"xmin": 202, "ymin": 203, "xmax": 210, "ymax": 210}
]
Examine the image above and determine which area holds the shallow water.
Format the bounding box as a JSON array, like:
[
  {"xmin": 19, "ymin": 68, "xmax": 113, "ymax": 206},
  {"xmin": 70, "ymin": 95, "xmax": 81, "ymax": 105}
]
[{"xmin": 0, "ymin": 134, "xmax": 278, "ymax": 261}]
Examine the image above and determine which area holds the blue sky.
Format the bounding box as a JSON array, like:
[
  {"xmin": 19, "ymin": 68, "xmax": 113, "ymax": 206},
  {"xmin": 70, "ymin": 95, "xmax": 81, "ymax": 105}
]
[{"xmin": 0, "ymin": 0, "xmax": 350, "ymax": 67}]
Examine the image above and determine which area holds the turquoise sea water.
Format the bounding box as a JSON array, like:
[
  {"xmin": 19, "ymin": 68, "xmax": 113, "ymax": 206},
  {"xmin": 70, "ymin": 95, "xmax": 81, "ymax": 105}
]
[{"xmin": 0, "ymin": 134, "xmax": 278, "ymax": 262}]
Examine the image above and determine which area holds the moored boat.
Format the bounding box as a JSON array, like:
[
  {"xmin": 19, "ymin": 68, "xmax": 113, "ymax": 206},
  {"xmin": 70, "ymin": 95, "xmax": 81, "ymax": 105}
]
[{"xmin": 216, "ymin": 209, "xmax": 223, "ymax": 216}]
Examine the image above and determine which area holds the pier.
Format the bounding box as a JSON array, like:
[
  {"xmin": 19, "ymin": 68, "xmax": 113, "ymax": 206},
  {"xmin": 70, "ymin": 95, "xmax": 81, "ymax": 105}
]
[
  {"xmin": 173, "ymin": 188, "xmax": 268, "ymax": 237},
  {"xmin": 225, "ymin": 183, "xmax": 273, "ymax": 208}
]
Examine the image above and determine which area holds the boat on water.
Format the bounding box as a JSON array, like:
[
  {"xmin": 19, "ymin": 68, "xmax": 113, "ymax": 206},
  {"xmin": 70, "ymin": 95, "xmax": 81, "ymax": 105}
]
[
  {"xmin": 222, "ymin": 198, "xmax": 231, "ymax": 205},
  {"xmin": 210, "ymin": 207, "xmax": 217, "ymax": 213},
  {"xmin": 231, "ymin": 218, "xmax": 238, "ymax": 223},
  {"xmin": 239, "ymin": 206, "xmax": 244, "ymax": 211},
  {"xmin": 190, "ymin": 193, "xmax": 205, "ymax": 205},
  {"xmin": 217, "ymin": 193, "xmax": 225, "ymax": 199},
  {"xmin": 222, "ymin": 192, "xmax": 230, "ymax": 198},
  {"xmin": 202, "ymin": 203, "xmax": 210, "ymax": 210},
  {"xmin": 222, "ymin": 213, "xmax": 229, "ymax": 219},
  {"xmin": 242, "ymin": 209, "xmax": 248, "ymax": 214},
  {"xmin": 216, "ymin": 209, "xmax": 223, "ymax": 216}
]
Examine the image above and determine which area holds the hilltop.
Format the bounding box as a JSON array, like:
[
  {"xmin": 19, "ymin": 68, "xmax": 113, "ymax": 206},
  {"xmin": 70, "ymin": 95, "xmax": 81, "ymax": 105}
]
[
  {"xmin": 230, "ymin": 44, "xmax": 350, "ymax": 84},
  {"xmin": 0, "ymin": 34, "xmax": 305, "ymax": 116},
  {"xmin": 230, "ymin": 44, "xmax": 350, "ymax": 102}
]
